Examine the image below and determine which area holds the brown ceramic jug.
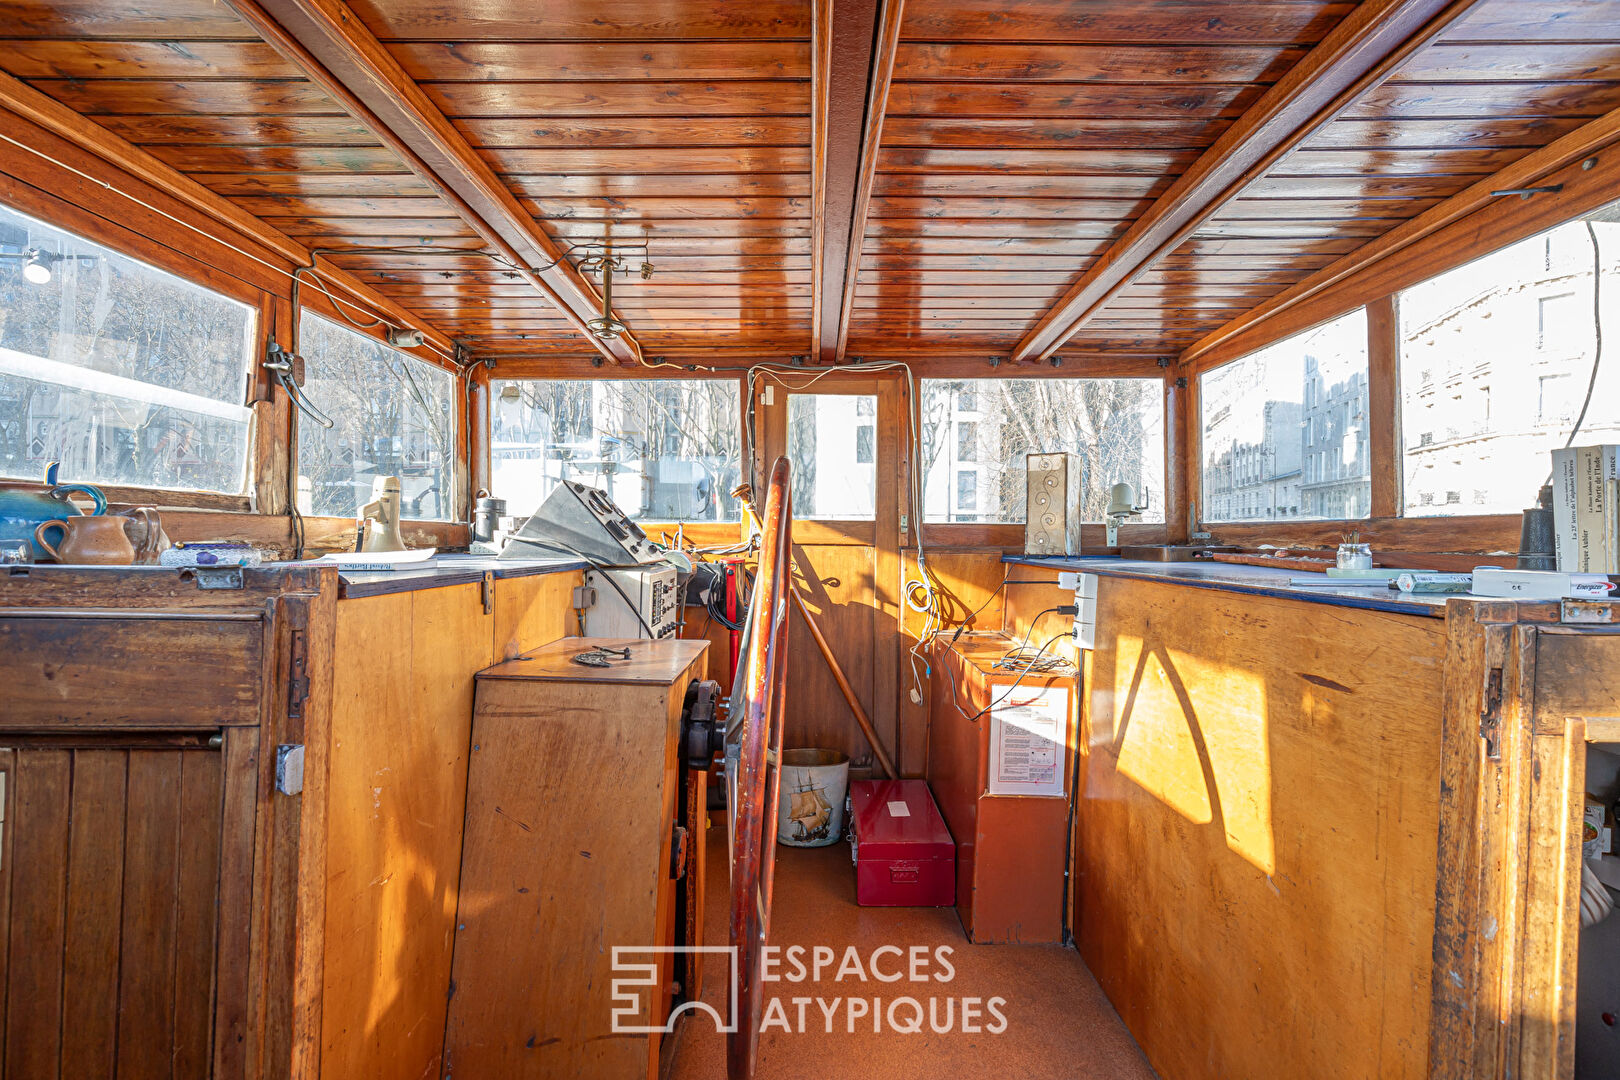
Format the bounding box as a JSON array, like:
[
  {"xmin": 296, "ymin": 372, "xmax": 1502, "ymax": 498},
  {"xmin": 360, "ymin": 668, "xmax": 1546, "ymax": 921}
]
[
  {"xmin": 34, "ymin": 514, "xmax": 137, "ymax": 565},
  {"xmin": 119, "ymin": 507, "xmax": 169, "ymax": 564}
]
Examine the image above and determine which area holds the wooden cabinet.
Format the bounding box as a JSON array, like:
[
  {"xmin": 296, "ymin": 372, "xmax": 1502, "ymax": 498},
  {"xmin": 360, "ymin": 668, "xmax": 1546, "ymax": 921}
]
[
  {"xmin": 443, "ymin": 636, "xmax": 709, "ymax": 1080},
  {"xmin": 0, "ymin": 564, "xmax": 337, "ymax": 1080},
  {"xmin": 1431, "ymin": 603, "xmax": 1620, "ymax": 1080}
]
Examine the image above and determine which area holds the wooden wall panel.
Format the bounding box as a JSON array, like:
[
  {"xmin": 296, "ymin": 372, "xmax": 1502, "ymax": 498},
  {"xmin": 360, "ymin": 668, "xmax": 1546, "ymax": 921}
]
[
  {"xmin": 1076, "ymin": 574, "xmax": 1448, "ymax": 1080},
  {"xmin": 491, "ymin": 570, "xmax": 585, "ymax": 660},
  {"xmin": 788, "ymin": 542, "xmax": 882, "ymax": 769},
  {"xmin": 322, "ymin": 583, "xmax": 501, "ymax": 1080}
]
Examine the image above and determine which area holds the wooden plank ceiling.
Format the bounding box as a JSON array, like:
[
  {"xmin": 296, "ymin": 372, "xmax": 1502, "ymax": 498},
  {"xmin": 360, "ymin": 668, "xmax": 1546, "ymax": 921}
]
[{"xmin": 0, "ymin": 0, "xmax": 1618, "ymax": 367}]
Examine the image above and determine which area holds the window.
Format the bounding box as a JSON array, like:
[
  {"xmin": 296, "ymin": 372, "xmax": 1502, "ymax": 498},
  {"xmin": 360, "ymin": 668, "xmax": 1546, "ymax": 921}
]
[
  {"xmin": 787, "ymin": 393, "xmax": 876, "ymax": 520},
  {"xmin": 919, "ymin": 378, "xmax": 1164, "ymax": 524},
  {"xmin": 855, "ymin": 423, "xmax": 875, "ymax": 465},
  {"xmin": 955, "ymin": 421, "xmax": 977, "ymax": 462},
  {"xmin": 489, "ymin": 377, "xmax": 740, "ymax": 521},
  {"xmin": 1399, "ymin": 208, "xmax": 1620, "ymax": 517},
  {"xmin": 956, "ymin": 470, "xmax": 978, "ymax": 511},
  {"xmin": 297, "ymin": 312, "xmax": 455, "ymax": 520},
  {"xmin": 1537, "ymin": 292, "xmax": 1581, "ymax": 355},
  {"xmin": 1200, "ymin": 308, "xmax": 1370, "ymax": 523},
  {"xmin": 1538, "ymin": 373, "xmax": 1574, "ymax": 422},
  {"xmin": 0, "ymin": 202, "xmax": 255, "ymax": 493}
]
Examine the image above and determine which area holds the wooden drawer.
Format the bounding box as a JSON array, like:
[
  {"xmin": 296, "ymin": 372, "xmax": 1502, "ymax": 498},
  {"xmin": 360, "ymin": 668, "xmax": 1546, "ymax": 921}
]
[{"xmin": 0, "ymin": 612, "xmax": 266, "ymax": 728}]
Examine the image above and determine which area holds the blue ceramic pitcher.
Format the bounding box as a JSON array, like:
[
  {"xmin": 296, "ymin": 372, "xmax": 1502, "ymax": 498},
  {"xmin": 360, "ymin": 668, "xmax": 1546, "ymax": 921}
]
[{"xmin": 0, "ymin": 462, "xmax": 107, "ymax": 561}]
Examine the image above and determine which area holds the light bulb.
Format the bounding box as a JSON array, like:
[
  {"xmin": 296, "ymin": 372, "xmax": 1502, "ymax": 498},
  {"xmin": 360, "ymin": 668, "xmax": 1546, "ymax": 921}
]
[{"xmin": 21, "ymin": 252, "xmax": 51, "ymax": 286}]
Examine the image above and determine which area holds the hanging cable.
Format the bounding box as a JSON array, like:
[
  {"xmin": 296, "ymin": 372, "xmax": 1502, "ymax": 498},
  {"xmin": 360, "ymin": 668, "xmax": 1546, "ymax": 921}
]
[{"xmin": 1564, "ymin": 219, "xmax": 1607, "ymax": 448}]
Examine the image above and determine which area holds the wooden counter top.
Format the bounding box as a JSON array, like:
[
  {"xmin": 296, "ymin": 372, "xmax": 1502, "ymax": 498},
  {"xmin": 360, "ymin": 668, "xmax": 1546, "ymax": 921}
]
[
  {"xmin": 1005, "ymin": 555, "xmax": 1448, "ymax": 617},
  {"xmin": 335, "ymin": 553, "xmax": 589, "ymax": 599}
]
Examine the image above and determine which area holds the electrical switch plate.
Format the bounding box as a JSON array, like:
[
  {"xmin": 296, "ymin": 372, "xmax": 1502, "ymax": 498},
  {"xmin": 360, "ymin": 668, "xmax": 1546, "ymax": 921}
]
[{"xmin": 276, "ymin": 744, "xmax": 305, "ymax": 796}]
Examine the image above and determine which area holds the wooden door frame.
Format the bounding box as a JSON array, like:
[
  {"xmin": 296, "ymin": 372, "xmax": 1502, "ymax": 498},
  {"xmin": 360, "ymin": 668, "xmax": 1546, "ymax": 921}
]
[
  {"xmin": 1431, "ymin": 603, "xmax": 1586, "ymax": 1080},
  {"xmin": 754, "ymin": 372, "xmax": 905, "ymax": 773}
]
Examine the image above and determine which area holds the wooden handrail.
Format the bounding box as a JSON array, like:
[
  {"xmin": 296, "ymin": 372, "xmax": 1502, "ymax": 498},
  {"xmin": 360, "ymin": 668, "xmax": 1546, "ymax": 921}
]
[{"xmin": 727, "ymin": 456, "xmax": 792, "ymax": 1080}]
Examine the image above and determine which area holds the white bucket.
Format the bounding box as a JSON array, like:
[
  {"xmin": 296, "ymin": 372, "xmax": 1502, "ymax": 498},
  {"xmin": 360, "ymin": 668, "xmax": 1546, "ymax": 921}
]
[{"xmin": 776, "ymin": 748, "xmax": 850, "ymax": 847}]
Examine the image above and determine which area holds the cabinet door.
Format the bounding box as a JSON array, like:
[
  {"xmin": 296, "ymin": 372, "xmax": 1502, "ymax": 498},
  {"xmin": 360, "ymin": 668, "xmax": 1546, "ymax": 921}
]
[{"xmin": 0, "ymin": 735, "xmax": 246, "ymax": 1080}]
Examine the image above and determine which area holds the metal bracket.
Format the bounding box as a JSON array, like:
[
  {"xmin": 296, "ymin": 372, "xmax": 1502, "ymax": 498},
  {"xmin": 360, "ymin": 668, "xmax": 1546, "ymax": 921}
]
[
  {"xmin": 481, "ymin": 570, "xmax": 495, "ymax": 616},
  {"xmin": 195, "ymin": 567, "xmax": 244, "ymax": 590},
  {"xmin": 1562, "ymin": 600, "xmax": 1618, "ymax": 624}
]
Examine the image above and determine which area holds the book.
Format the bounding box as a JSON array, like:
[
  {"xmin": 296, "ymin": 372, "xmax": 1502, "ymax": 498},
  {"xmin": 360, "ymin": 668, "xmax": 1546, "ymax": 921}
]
[
  {"xmin": 1552, "ymin": 446, "xmax": 1581, "ymax": 571},
  {"xmin": 1607, "ymin": 477, "xmax": 1620, "ymax": 575},
  {"xmin": 304, "ymin": 548, "xmax": 438, "ymax": 571},
  {"xmin": 1551, "ymin": 445, "xmax": 1620, "ymax": 572},
  {"xmin": 1470, "ymin": 566, "xmax": 1617, "ymax": 600}
]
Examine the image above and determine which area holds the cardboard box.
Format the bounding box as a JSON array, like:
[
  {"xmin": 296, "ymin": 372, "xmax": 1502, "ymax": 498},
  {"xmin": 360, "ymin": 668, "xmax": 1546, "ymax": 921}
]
[{"xmin": 849, "ymin": 779, "xmax": 955, "ymax": 907}]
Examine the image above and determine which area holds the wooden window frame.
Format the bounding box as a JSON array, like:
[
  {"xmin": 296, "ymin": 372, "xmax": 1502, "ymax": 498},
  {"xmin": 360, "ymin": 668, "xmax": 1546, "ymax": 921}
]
[
  {"xmin": 292, "ymin": 303, "xmax": 466, "ymax": 526},
  {"xmin": 478, "ymin": 367, "xmax": 751, "ymax": 549},
  {"xmin": 910, "ymin": 372, "xmax": 1173, "ymax": 552},
  {"xmin": 0, "ymin": 177, "xmax": 274, "ymax": 516},
  {"xmin": 1178, "ymin": 150, "xmax": 1620, "ymax": 554}
]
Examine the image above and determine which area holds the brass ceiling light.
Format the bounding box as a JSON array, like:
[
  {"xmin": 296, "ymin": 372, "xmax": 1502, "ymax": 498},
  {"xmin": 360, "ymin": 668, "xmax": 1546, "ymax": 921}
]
[
  {"xmin": 585, "ymin": 253, "xmax": 628, "ymax": 340},
  {"xmin": 574, "ymin": 238, "xmax": 651, "ymax": 341}
]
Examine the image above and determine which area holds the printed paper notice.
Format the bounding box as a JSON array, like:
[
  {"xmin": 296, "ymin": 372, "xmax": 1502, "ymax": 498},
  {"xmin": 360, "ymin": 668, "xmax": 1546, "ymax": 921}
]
[{"xmin": 988, "ymin": 686, "xmax": 1069, "ymax": 797}]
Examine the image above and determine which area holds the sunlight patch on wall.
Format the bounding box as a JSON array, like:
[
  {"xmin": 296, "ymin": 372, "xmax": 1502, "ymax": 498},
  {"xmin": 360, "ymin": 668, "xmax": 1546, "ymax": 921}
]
[{"xmin": 1109, "ymin": 634, "xmax": 1276, "ymax": 874}]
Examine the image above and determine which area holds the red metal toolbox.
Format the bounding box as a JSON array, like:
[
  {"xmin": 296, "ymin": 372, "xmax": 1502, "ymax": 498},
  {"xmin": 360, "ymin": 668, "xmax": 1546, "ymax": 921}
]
[{"xmin": 850, "ymin": 779, "xmax": 956, "ymax": 907}]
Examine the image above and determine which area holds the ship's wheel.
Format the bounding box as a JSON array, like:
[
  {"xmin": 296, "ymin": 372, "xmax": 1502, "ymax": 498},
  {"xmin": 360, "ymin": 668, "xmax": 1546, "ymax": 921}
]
[{"xmin": 725, "ymin": 457, "xmax": 792, "ymax": 1080}]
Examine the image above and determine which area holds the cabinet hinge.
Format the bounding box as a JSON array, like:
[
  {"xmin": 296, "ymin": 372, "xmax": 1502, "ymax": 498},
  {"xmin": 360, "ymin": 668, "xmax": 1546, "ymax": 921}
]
[
  {"xmin": 287, "ymin": 605, "xmax": 311, "ymax": 720},
  {"xmin": 1479, "ymin": 665, "xmax": 1504, "ymax": 761}
]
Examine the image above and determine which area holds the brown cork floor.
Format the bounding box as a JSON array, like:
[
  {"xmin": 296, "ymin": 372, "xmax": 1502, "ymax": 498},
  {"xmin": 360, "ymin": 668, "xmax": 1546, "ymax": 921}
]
[{"xmin": 667, "ymin": 832, "xmax": 1157, "ymax": 1080}]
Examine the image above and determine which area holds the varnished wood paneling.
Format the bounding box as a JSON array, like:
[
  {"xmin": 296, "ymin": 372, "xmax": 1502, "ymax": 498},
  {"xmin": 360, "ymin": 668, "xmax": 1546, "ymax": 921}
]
[
  {"xmin": 322, "ymin": 583, "xmax": 500, "ymax": 1080},
  {"xmin": 350, "ymin": 0, "xmax": 808, "ymax": 40},
  {"xmin": 1078, "ymin": 575, "xmax": 1447, "ymax": 1080},
  {"xmin": 1, "ymin": 743, "xmax": 226, "ymax": 1080},
  {"xmin": 0, "ymin": 615, "xmax": 266, "ymax": 728}
]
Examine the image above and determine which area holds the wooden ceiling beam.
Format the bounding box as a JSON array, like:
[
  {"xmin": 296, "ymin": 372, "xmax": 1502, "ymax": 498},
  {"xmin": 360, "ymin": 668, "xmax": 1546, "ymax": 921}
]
[
  {"xmin": 0, "ymin": 68, "xmax": 459, "ymax": 362},
  {"xmin": 221, "ymin": 0, "xmax": 642, "ymax": 367},
  {"xmin": 1181, "ymin": 102, "xmax": 1620, "ymax": 370},
  {"xmin": 811, "ymin": 0, "xmax": 904, "ymax": 364},
  {"xmin": 1009, "ymin": 0, "xmax": 1486, "ymax": 365}
]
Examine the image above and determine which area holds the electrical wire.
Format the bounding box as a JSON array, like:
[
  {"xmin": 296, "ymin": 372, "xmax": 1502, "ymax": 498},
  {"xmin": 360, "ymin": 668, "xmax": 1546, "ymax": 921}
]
[
  {"xmin": 503, "ymin": 534, "xmax": 661, "ymax": 639},
  {"xmin": 1564, "ymin": 219, "xmax": 1608, "ymax": 449},
  {"xmin": 948, "ymin": 632, "xmax": 1076, "ymax": 725}
]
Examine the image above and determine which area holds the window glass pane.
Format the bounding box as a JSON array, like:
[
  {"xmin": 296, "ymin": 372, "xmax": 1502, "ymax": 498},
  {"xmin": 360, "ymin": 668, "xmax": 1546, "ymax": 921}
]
[
  {"xmin": 1399, "ymin": 214, "xmax": 1620, "ymax": 516},
  {"xmin": 919, "ymin": 378, "xmax": 1164, "ymax": 523},
  {"xmin": 0, "ymin": 202, "xmax": 255, "ymax": 493},
  {"xmin": 787, "ymin": 393, "xmax": 876, "ymax": 520},
  {"xmin": 297, "ymin": 312, "xmax": 456, "ymax": 520},
  {"xmin": 490, "ymin": 378, "xmax": 741, "ymax": 521},
  {"xmin": 1200, "ymin": 309, "xmax": 1370, "ymax": 522}
]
